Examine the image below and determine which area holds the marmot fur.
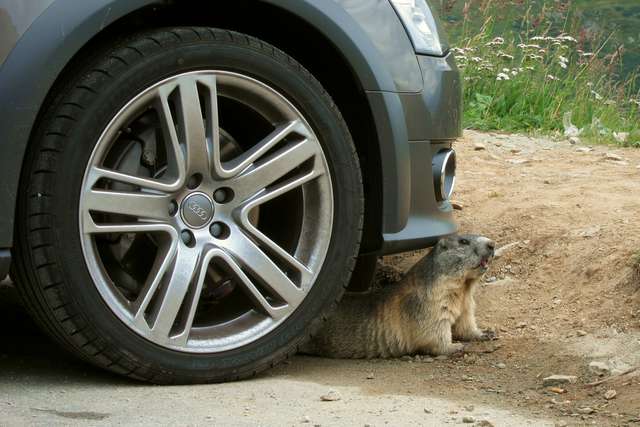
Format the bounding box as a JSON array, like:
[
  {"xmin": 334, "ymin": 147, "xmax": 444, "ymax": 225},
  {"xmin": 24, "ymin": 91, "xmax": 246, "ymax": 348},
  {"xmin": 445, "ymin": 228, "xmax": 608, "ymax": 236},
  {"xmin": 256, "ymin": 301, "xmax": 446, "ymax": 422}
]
[{"xmin": 301, "ymin": 234, "xmax": 495, "ymax": 358}]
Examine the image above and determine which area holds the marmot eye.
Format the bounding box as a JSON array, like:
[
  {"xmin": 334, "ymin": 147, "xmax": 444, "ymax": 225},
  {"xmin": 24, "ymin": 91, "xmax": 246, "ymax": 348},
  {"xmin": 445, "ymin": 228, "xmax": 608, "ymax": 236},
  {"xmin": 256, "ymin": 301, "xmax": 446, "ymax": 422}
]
[{"xmin": 459, "ymin": 238, "xmax": 470, "ymax": 245}]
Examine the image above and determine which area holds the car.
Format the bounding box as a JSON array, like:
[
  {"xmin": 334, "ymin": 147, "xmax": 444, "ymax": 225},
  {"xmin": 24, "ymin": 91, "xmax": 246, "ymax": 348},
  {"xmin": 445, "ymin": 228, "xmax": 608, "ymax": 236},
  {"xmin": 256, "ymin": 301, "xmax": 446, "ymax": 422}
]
[{"xmin": 0, "ymin": 0, "xmax": 461, "ymax": 383}]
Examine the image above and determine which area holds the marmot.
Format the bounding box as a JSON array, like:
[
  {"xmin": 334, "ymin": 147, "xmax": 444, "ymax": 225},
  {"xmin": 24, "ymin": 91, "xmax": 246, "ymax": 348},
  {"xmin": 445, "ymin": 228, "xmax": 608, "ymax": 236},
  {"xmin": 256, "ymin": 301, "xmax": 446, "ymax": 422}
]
[{"xmin": 301, "ymin": 234, "xmax": 495, "ymax": 358}]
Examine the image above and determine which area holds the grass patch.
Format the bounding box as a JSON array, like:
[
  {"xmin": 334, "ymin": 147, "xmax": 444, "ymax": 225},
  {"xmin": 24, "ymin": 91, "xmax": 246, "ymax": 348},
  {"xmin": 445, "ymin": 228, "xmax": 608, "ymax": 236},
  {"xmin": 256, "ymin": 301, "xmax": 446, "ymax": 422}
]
[{"xmin": 444, "ymin": 1, "xmax": 640, "ymax": 146}]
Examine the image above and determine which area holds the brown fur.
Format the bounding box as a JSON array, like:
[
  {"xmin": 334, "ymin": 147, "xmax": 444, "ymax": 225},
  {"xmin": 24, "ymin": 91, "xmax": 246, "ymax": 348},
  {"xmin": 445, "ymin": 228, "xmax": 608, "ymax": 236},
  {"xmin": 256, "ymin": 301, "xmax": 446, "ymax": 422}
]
[{"xmin": 301, "ymin": 235, "xmax": 495, "ymax": 358}]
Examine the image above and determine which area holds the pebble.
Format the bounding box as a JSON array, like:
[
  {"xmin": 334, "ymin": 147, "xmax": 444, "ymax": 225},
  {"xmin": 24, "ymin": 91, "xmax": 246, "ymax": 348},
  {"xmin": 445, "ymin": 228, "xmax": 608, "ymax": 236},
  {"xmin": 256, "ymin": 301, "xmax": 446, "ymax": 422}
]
[
  {"xmin": 604, "ymin": 389, "xmax": 617, "ymax": 400},
  {"xmin": 548, "ymin": 387, "xmax": 566, "ymax": 394},
  {"xmin": 462, "ymin": 416, "xmax": 475, "ymax": 423},
  {"xmin": 485, "ymin": 276, "xmax": 498, "ymax": 283},
  {"xmin": 320, "ymin": 390, "xmax": 341, "ymax": 402},
  {"xmin": 422, "ymin": 357, "xmax": 434, "ymax": 363},
  {"xmin": 366, "ymin": 372, "xmax": 375, "ymax": 380},
  {"xmin": 424, "ymin": 408, "xmax": 432, "ymax": 414},
  {"xmin": 301, "ymin": 415, "xmax": 311, "ymax": 423},
  {"xmin": 516, "ymin": 321, "xmax": 528, "ymax": 329},
  {"xmin": 451, "ymin": 201, "xmax": 464, "ymax": 210},
  {"xmin": 476, "ymin": 421, "xmax": 495, "ymax": 427},
  {"xmin": 510, "ymin": 148, "xmax": 522, "ymax": 154},
  {"xmin": 464, "ymin": 405, "xmax": 475, "ymax": 412},
  {"xmin": 577, "ymin": 407, "xmax": 595, "ymax": 415},
  {"xmin": 555, "ymin": 422, "xmax": 568, "ymax": 427},
  {"xmin": 474, "ymin": 142, "xmax": 487, "ymax": 151},
  {"xmin": 575, "ymin": 147, "xmax": 592, "ymax": 153},
  {"xmin": 576, "ymin": 330, "xmax": 587, "ymax": 337},
  {"xmin": 435, "ymin": 355, "xmax": 449, "ymax": 361},
  {"xmin": 495, "ymin": 362, "xmax": 506, "ymax": 369},
  {"xmin": 568, "ymin": 136, "xmax": 581, "ymax": 145},
  {"xmin": 588, "ymin": 361, "xmax": 610, "ymax": 376},
  {"xmin": 604, "ymin": 152, "xmax": 623, "ymax": 161},
  {"xmin": 542, "ymin": 375, "xmax": 578, "ymax": 386}
]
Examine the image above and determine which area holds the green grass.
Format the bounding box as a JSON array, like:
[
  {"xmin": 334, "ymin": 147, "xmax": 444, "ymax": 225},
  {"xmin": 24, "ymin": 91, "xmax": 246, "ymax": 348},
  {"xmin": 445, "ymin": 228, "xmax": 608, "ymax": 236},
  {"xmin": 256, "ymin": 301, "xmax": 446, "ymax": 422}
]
[{"xmin": 438, "ymin": 1, "xmax": 640, "ymax": 146}]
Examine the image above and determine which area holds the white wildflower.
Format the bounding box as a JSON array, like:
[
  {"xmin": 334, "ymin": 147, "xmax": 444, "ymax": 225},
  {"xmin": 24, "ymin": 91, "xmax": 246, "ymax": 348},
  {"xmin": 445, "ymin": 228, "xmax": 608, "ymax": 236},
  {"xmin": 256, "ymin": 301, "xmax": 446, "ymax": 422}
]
[
  {"xmin": 531, "ymin": 36, "xmax": 545, "ymax": 41},
  {"xmin": 559, "ymin": 61, "xmax": 568, "ymax": 69},
  {"xmin": 524, "ymin": 66, "xmax": 535, "ymax": 71},
  {"xmin": 471, "ymin": 57, "xmax": 483, "ymax": 63},
  {"xmin": 586, "ymin": 82, "xmax": 594, "ymax": 87},
  {"xmin": 558, "ymin": 35, "xmax": 578, "ymax": 43},
  {"xmin": 559, "ymin": 55, "xmax": 569, "ymax": 63},
  {"xmin": 498, "ymin": 52, "xmax": 514, "ymax": 60},
  {"xmin": 486, "ymin": 37, "xmax": 505, "ymax": 46},
  {"xmin": 591, "ymin": 90, "xmax": 603, "ymax": 101},
  {"xmin": 604, "ymin": 100, "xmax": 616, "ymax": 106},
  {"xmin": 580, "ymin": 52, "xmax": 595, "ymax": 57},
  {"xmin": 546, "ymin": 75, "xmax": 559, "ymax": 81},
  {"xmin": 630, "ymin": 99, "xmax": 640, "ymax": 107},
  {"xmin": 496, "ymin": 73, "xmax": 511, "ymax": 81}
]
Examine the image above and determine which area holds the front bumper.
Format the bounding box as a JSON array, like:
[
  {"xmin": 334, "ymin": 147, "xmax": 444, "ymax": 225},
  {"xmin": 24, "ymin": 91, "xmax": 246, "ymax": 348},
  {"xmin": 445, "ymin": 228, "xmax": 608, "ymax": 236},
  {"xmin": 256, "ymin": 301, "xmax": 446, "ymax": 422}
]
[{"xmin": 379, "ymin": 52, "xmax": 462, "ymax": 254}]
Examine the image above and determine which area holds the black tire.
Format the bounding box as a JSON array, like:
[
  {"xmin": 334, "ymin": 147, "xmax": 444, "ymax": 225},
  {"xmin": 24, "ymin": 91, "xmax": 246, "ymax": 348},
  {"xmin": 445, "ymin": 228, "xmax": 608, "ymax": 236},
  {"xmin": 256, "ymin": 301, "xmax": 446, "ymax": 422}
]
[
  {"xmin": 346, "ymin": 255, "xmax": 379, "ymax": 293},
  {"xmin": 12, "ymin": 27, "xmax": 363, "ymax": 384}
]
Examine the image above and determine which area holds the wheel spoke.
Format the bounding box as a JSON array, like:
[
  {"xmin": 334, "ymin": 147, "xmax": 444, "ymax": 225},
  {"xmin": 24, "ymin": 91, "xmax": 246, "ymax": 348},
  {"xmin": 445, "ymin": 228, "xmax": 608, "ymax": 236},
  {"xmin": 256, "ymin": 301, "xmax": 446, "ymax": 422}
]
[
  {"xmin": 221, "ymin": 231, "xmax": 305, "ymax": 308},
  {"xmin": 213, "ymin": 120, "xmax": 307, "ymax": 179},
  {"xmin": 231, "ymin": 137, "xmax": 320, "ymax": 202},
  {"xmin": 212, "ymin": 250, "xmax": 292, "ymax": 319},
  {"xmin": 83, "ymin": 189, "xmax": 172, "ymax": 221},
  {"xmin": 134, "ymin": 244, "xmax": 201, "ymax": 345},
  {"xmin": 170, "ymin": 75, "xmax": 212, "ymax": 176},
  {"xmin": 88, "ymin": 166, "xmax": 183, "ymax": 193},
  {"xmin": 82, "ymin": 217, "xmax": 177, "ymax": 235}
]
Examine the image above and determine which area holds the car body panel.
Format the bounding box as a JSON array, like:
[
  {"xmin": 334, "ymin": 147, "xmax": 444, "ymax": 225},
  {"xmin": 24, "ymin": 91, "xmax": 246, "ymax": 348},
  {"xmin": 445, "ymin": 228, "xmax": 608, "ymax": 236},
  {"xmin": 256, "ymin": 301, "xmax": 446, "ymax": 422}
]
[{"xmin": 0, "ymin": 0, "xmax": 460, "ymax": 256}]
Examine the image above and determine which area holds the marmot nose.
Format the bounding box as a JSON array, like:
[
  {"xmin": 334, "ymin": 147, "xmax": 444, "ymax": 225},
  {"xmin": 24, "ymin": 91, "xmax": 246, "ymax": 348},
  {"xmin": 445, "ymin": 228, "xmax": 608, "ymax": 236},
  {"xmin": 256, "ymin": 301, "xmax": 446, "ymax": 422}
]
[{"xmin": 485, "ymin": 240, "xmax": 496, "ymax": 254}]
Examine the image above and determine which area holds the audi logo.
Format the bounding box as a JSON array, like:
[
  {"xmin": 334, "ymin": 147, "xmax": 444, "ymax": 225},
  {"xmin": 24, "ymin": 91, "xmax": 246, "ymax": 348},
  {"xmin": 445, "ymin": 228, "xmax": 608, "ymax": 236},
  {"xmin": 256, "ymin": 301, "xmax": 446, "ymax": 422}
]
[{"xmin": 188, "ymin": 202, "xmax": 210, "ymax": 220}]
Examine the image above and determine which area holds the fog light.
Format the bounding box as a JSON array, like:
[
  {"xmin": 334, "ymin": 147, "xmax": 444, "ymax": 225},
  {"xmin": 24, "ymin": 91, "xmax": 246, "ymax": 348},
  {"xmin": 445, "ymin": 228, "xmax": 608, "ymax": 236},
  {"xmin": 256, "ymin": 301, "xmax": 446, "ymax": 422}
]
[{"xmin": 432, "ymin": 149, "xmax": 456, "ymax": 201}]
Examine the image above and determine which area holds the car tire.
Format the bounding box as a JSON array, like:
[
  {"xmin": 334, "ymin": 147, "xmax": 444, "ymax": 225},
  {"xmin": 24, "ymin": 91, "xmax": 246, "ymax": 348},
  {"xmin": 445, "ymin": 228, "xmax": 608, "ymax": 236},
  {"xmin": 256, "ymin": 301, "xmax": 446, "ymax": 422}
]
[{"xmin": 12, "ymin": 27, "xmax": 363, "ymax": 384}]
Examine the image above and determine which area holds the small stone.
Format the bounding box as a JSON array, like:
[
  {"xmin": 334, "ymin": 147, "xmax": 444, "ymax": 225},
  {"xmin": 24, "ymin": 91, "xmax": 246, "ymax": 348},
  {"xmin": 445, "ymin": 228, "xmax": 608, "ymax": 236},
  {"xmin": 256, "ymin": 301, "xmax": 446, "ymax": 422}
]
[
  {"xmin": 451, "ymin": 201, "xmax": 464, "ymax": 210},
  {"xmin": 508, "ymin": 158, "xmax": 531, "ymax": 165},
  {"xmin": 477, "ymin": 421, "xmax": 495, "ymax": 427},
  {"xmin": 544, "ymin": 179, "xmax": 552, "ymax": 185},
  {"xmin": 542, "ymin": 375, "xmax": 578, "ymax": 387},
  {"xmin": 485, "ymin": 276, "xmax": 497, "ymax": 283},
  {"xmin": 495, "ymin": 362, "xmax": 506, "ymax": 369},
  {"xmin": 576, "ymin": 147, "xmax": 592, "ymax": 153},
  {"xmin": 474, "ymin": 142, "xmax": 486, "ymax": 151},
  {"xmin": 422, "ymin": 357, "xmax": 434, "ymax": 363},
  {"xmin": 435, "ymin": 355, "xmax": 449, "ymax": 361},
  {"xmin": 301, "ymin": 415, "xmax": 311, "ymax": 423},
  {"xmin": 548, "ymin": 387, "xmax": 566, "ymax": 394},
  {"xmin": 464, "ymin": 405, "xmax": 474, "ymax": 412},
  {"xmin": 604, "ymin": 152, "xmax": 623, "ymax": 161},
  {"xmin": 510, "ymin": 148, "xmax": 522, "ymax": 154},
  {"xmin": 568, "ymin": 136, "xmax": 581, "ymax": 145},
  {"xmin": 555, "ymin": 422, "xmax": 568, "ymax": 427},
  {"xmin": 577, "ymin": 407, "xmax": 595, "ymax": 415},
  {"xmin": 320, "ymin": 390, "xmax": 341, "ymax": 402},
  {"xmin": 588, "ymin": 361, "xmax": 611, "ymax": 376},
  {"xmin": 401, "ymin": 355, "xmax": 412, "ymax": 361},
  {"xmin": 576, "ymin": 330, "xmax": 587, "ymax": 337},
  {"xmin": 366, "ymin": 372, "xmax": 375, "ymax": 380},
  {"xmin": 462, "ymin": 416, "xmax": 475, "ymax": 423},
  {"xmin": 516, "ymin": 321, "xmax": 527, "ymax": 329},
  {"xmin": 604, "ymin": 389, "xmax": 617, "ymax": 400},
  {"xmin": 424, "ymin": 408, "xmax": 432, "ymax": 414}
]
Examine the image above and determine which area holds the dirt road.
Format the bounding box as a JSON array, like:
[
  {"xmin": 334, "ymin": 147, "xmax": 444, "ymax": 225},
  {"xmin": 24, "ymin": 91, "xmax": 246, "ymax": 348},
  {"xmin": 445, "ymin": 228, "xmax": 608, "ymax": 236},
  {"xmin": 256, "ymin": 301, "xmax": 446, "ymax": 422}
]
[{"xmin": 2, "ymin": 131, "xmax": 639, "ymax": 426}]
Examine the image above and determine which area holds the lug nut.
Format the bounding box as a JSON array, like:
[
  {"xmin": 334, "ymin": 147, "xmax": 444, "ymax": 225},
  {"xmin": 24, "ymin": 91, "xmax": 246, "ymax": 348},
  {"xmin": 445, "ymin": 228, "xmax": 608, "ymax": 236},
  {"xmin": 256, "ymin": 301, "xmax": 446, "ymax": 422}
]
[
  {"xmin": 168, "ymin": 200, "xmax": 178, "ymax": 216},
  {"xmin": 209, "ymin": 222, "xmax": 229, "ymax": 239},
  {"xmin": 213, "ymin": 187, "xmax": 234, "ymax": 204},
  {"xmin": 187, "ymin": 174, "xmax": 203, "ymax": 190},
  {"xmin": 181, "ymin": 230, "xmax": 195, "ymax": 246}
]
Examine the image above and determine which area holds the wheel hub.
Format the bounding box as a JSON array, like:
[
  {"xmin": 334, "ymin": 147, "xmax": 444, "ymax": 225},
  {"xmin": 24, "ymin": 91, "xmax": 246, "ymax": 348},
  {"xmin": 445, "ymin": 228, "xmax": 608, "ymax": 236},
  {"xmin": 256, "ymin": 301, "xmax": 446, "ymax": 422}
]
[{"xmin": 181, "ymin": 192, "xmax": 214, "ymax": 229}]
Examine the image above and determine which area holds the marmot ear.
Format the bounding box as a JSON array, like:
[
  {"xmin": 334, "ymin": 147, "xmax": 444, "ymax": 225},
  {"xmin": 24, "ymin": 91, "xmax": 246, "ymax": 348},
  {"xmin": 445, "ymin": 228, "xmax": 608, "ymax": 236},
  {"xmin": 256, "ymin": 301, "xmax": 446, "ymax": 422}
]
[{"xmin": 437, "ymin": 239, "xmax": 449, "ymax": 251}]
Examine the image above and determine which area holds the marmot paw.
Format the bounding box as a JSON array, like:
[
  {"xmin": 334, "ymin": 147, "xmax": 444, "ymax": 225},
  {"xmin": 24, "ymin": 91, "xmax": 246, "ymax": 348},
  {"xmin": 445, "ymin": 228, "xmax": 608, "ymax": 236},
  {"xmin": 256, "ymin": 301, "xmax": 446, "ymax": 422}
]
[{"xmin": 478, "ymin": 329, "xmax": 498, "ymax": 341}]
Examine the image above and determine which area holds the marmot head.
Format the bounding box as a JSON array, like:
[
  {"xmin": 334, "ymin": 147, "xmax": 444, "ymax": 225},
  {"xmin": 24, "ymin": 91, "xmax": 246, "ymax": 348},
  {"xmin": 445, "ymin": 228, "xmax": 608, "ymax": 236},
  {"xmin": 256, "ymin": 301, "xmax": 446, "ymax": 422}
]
[{"xmin": 433, "ymin": 234, "xmax": 495, "ymax": 280}]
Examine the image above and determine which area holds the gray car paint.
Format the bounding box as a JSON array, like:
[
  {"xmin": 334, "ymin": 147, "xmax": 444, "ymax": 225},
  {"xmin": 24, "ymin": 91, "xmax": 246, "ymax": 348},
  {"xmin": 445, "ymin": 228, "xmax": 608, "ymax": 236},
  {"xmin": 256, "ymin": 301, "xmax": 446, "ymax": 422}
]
[{"xmin": 0, "ymin": 0, "xmax": 460, "ymax": 257}]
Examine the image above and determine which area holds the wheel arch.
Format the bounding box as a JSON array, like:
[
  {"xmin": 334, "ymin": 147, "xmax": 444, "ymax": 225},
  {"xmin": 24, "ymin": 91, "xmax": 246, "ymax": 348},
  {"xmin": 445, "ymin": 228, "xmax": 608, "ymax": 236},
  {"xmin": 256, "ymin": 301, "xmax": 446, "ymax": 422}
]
[{"xmin": 0, "ymin": 0, "xmax": 411, "ymax": 251}]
